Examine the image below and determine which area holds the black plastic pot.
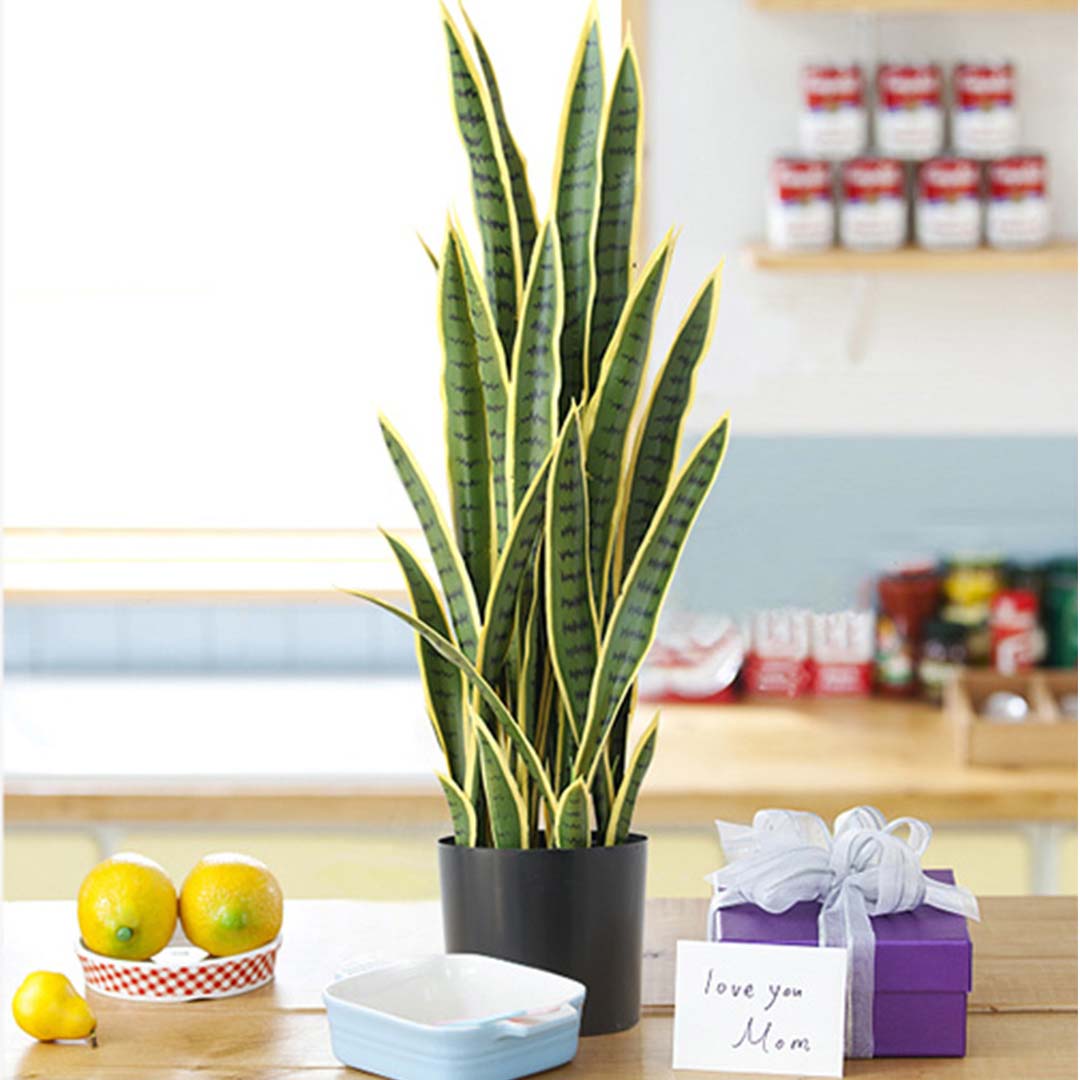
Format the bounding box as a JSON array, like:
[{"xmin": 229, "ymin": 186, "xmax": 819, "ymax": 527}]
[{"xmin": 438, "ymin": 833, "xmax": 648, "ymax": 1036}]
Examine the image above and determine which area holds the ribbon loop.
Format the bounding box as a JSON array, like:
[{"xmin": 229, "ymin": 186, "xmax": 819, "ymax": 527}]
[{"xmin": 708, "ymin": 805, "xmax": 980, "ymax": 1059}]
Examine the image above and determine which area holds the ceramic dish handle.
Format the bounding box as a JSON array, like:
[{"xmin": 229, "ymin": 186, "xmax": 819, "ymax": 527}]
[{"xmin": 493, "ymin": 1002, "xmax": 578, "ymax": 1038}]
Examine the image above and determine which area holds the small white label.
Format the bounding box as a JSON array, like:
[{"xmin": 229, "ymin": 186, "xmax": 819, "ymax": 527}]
[{"xmin": 672, "ymin": 939, "xmax": 847, "ymax": 1078}]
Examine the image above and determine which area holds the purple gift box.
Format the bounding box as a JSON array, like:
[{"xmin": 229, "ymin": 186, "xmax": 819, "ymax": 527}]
[{"xmin": 709, "ymin": 869, "xmax": 972, "ymax": 1057}]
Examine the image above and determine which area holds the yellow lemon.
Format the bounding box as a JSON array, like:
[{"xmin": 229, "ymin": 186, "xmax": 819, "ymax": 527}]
[
  {"xmin": 180, "ymin": 853, "xmax": 283, "ymax": 957},
  {"xmin": 12, "ymin": 972, "xmax": 97, "ymax": 1043},
  {"xmin": 77, "ymin": 853, "xmax": 177, "ymax": 960}
]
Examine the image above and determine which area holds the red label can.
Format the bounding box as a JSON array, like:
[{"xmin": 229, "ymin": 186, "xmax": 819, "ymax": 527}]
[
  {"xmin": 876, "ymin": 63, "xmax": 945, "ymax": 159},
  {"xmin": 915, "ymin": 157, "xmax": 982, "ymax": 250},
  {"xmin": 990, "ymin": 589, "xmax": 1042, "ymax": 674},
  {"xmin": 767, "ymin": 157, "xmax": 835, "ymax": 251},
  {"xmin": 986, "ymin": 153, "xmax": 1050, "ymax": 248},
  {"xmin": 952, "ymin": 62, "xmax": 1018, "ymax": 158},
  {"xmin": 799, "ymin": 64, "xmax": 868, "ymax": 160},
  {"xmin": 839, "ymin": 157, "xmax": 907, "ymax": 251}
]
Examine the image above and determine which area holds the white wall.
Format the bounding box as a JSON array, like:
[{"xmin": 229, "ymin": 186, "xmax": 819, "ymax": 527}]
[{"xmin": 642, "ymin": 1, "xmax": 1078, "ymax": 436}]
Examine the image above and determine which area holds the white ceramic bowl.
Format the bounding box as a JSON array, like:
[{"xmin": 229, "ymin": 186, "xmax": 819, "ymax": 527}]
[{"xmin": 324, "ymin": 954, "xmax": 586, "ymax": 1080}]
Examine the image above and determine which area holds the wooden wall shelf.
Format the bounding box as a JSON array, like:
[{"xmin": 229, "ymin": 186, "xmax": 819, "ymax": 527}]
[
  {"xmin": 752, "ymin": 0, "xmax": 1076, "ymax": 12},
  {"xmin": 744, "ymin": 241, "xmax": 1079, "ymax": 273}
]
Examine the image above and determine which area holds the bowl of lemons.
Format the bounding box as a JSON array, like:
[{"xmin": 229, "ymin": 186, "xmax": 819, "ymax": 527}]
[{"xmin": 73, "ymin": 851, "xmax": 283, "ymax": 1002}]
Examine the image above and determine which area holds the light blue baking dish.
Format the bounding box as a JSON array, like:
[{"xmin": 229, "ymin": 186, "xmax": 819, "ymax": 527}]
[{"xmin": 323, "ymin": 953, "xmax": 586, "ymax": 1080}]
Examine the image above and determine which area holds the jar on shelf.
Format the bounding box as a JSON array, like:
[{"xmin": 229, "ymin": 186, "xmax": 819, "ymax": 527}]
[
  {"xmin": 918, "ymin": 619, "xmax": 968, "ymax": 704},
  {"xmin": 875, "ymin": 565, "xmax": 943, "ymax": 697}
]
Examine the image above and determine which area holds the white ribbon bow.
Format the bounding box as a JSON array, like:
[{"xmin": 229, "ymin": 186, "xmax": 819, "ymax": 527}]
[{"xmin": 707, "ymin": 806, "xmax": 980, "ymax": 1058}]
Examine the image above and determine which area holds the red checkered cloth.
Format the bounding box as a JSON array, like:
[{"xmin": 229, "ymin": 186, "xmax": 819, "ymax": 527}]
[{"xmin": 77, "ymin": 937, "xmax": 280, "ymax": 1001}]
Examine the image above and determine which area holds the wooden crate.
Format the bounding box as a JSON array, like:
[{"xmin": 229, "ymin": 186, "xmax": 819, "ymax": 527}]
[{"xmin": 947, "ymin": 669, "xmax": 1078, "ymax": 767}]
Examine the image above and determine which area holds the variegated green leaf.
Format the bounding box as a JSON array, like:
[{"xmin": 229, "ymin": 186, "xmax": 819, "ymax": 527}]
[
  {"xmin": 344, "ymin": 591, "xmax": 557, "ymax": 817},
  {"xmin": 382, "ymin": 530, "xmax": 467, "ymax": 786},
  {"xmin": 584, "ymin": 234, "xmax": 673, "ymax": 609},
  {"xmin": 418, "ymin": 232, "xmax": 439, "ymax": 271},
  {"xmin": 378, "ymin": 415, "xmax": 481, "ymax": 660},
  {"xmin": 545, "ymin": 408, "xmax": 597, "ymax": 735},
  {"xmin": 453, "ymin": 222, "xmax": 511, "ymax": 548},
  {"xmin": 605, "ymin": 712, "xmax": 659, "ymax": 845},
  {"xmin": 554, "ymin": 778, "xmax": 590, "ymax": 849},
  {"xmin": 442, "ymin": 6, "xmax": 521, "ymax": 356},
  {"xmin": 477, "ymin": 453, "xmax": 551, "ymax": 681},
  {"xmin": 616, "ymin": 267, "xmax": 722, "ymax": 586},
  {"xmin": 551, "ymin": 4, "xmax": 604, "ymax": 413},
  {"xmin": 592, "ymin": 749, "xmax": 614, "ymax": 838},
  {"xmin": 461, "ymin": 5, "xmax": 538, "ymax": 275},
  {"xmin": 575, "ymin": 415, "xmax": 730, "ymax": 779},
  {"xmin": 438, "ymin": 772, "xmax": 478, "ymax": 846},
  {"xmin": 440, "ymin": 228, "xmax": 493, "ymax": 608},
  {"xmin": 588, "ymin": 38, "xmax": 643, "ymax": 395},
  {"xmin": 475, "ymin": 721, "xmax": 528, "ymax": 848},
  {"xmin": 508, "ymin": 221, "xmax": 562, "ymax": 513}
]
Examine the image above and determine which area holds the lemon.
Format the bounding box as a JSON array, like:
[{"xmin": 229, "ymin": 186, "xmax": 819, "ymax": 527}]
[
  {"xmin": 12, "ymin": 972, "xmax": 97, "ymax": 1043},
  {"xmin": 180, "ymin": 853, "xmax": 283, "ymax": 957},
  {"xmin": 77, "ymin": 853, "xmax": 177, "ymax": 960}
]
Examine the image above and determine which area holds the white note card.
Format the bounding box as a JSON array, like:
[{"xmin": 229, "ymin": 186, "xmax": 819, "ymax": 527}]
[{"xmin": 672, "ymin": 939, "xmax": 848, "ymax": 1078}]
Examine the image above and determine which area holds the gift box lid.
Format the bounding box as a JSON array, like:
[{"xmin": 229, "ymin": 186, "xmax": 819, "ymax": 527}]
[{"xmin": 712, "ymin": 869, "xmax": 972, "ymax": 994}]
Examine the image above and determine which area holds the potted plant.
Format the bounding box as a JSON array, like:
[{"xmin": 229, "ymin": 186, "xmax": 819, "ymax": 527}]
[{"xmin": 349, "ymin": 2, "xmax": 729, "ymax": 1036}]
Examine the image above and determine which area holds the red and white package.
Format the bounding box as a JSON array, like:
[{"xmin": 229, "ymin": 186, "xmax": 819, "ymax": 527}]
[
  {"xmin": 952, "ymin": 62, "xmax": 1018, "ymax": 160},
  {"xmin": 810, "ymin": 611, "xmax": 875, "ymax": 696},
  {"xmin": 915, "ymin": 157, "xmax": 982, "ymax": 251},
  {"xmin": 990, "ymin": 590, "xmax": 1045, "ymax": 675},
  {"xmin": 986, "ymin": 154, "xmax": 1050, "ymax": 249},
  {"xmin": 743, "ymin": 610, "xmax": 812, "ymax": 698},
  {"xmin": 639, "ymin": 616, "xmax": 744, "ymax": 704},
  {"xmin": 767, "ymin": 157, "xmax": 835, "ymax": 252},
  {"xmin": 799, "ymin": 64, "xmax": 868, "ymax": 160},
  {"xmin": 875, "ymin": 63, "xmax": 945, "ymax": 159},
  {"xmin": 839, "ymin": 157, "xmax": 907, "ymax": 252}
]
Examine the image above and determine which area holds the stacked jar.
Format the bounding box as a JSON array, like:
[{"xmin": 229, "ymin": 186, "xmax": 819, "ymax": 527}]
[{"xmin": 766, "ymin": 59, "xmax": 1051, "ymax": 253}]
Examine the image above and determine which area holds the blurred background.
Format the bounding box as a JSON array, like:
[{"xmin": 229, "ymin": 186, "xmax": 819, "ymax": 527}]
[{"xmin": 4, "ymin": 0, "xmax": 1077, "ymax": 901}]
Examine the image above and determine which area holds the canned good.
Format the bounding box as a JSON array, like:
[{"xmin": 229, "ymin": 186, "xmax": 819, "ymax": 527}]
[
  {"xmin": 767, "ymin": 157, "xmax": 835, "ymax": 252},
  {"xmin": 918, "ymin": 619, "xmax": 968, "ymax": 703},
  {"xmin": 875, "ymin": 63, "xmax": 945, "ymax": 160},
  {"xmin": 915, "ymin": 157, "xmax": 982, "ymax": 251},
  {"xmin": 986, "ymin": 153, "xmax": 1050, "ymax": 249},
  {"xmin": 952, "ymin": 62, "xmax": 1019, "ymax": 160},
  {"xmin": 1044, "ymin": 558, "xmax": 1078, "ymax": 668},
  {"xmin": 839, "ymin": 157, "xmax": 907, "ymax": 252},
  {"xmin": 799, "ymin": 64, "xmax": 868, "ymax": 160},
  {"xmin": 990, "ymin": 589, "xmax": 1044, "ymax": 675}
]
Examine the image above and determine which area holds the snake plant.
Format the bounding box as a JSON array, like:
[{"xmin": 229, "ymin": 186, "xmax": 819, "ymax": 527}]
[{"xmin": 348, "ymin": 2, "xmax": 729, "ymax": 848}]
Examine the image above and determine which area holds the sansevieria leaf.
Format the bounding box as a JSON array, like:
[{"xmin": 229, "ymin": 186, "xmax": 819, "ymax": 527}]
[
  {"xmin": 588, "ymin": 37, "xmax": 643, "ymax": 395},
  {"xmin": 551, "ymin": 3, "xmax": 604, "ymax": 413},
  {"xmin": 439, "ymin": 228, "xmax": 494, "ymax": 608},
  {"xmin": 545, "ymin": 408, "xmax": 597, "ymax": 735},
  {"xmin": 461, "ymin": 6, "xmax": 539, "ymax": 275},
  {"xmin": 474, "ymin": 722, "xmax": 528, "ymax": 848},
  {"xmin": 615, "ymin": 266, "xmax": 722, "ymax": 585},
  {"xmin": 592, "ymin": 750, "xmax": 614, "ymax": 838},
  {"xmin": 453, "ymin": 223, "xmax": 511, "ymax": 550},
  {"xmin": 437, "ymin": 773, "xmax": 478, "ymax": 846},
  {"xmin": 554, "ymin": 778, "xmax": 590, "ymax": 848},
  {"xmin": 575, "ymin": 415, "xmax": 731, "ymax": 780},
  {"xmin": 344, "ymin": 591, "xmax": 557, "ymax": 818},
  {"xmin": 378, "ymin": 416, "xmax": 481, "ymax": 660},
  {"xmin": 584, "ymin": 233, "xmax": 674, "ymax": 608},
  {"xmin": 605, "ymin": 711, "xmax": 659, "ymax": 846},
  {"xmin": 418, "ymin": 232, "xmax": 439, "ymax": 271},
  {"xmin": 508, "ymin": 221, "xmax": 563, "ymax": 513},
  {"xmin": 477, "ymin": 454, "xmax": 552, "ymax": 681},
  {"xmin": 381, "ymin": 531, "xmax": 467, "ymax": 787},
  {"xmin": 442, "ymin": 6, "xmax": 521, "ymax": 356}
]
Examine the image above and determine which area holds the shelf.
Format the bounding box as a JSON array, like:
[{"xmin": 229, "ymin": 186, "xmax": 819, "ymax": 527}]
[
  {"xmin": 752, "ymin": 0, "xmax": 1076, "ymax": 11},
  {"xmin": 743, "ymin": 241, "xmax": 1078, "ymax": 274}
]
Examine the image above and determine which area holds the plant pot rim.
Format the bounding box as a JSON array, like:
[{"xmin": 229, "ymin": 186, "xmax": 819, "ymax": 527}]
[{"xmin": 437, "ymin": 833, "xmax": 647, "ymax": 853}]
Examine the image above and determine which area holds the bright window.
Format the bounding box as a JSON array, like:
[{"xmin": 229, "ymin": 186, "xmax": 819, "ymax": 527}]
[{"xmin": 3, "ymin": 0, "xmax": 623, "ymax": 549}]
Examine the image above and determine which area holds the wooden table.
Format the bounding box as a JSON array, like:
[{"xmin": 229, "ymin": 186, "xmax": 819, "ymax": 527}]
[
  {"xmin": 4, "ymin": 678, "xmax": 1075, "ymax": 830},
  {"xmin": 6, "ymin": 896, "xmax": 1076, "ymax": 1078}
]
